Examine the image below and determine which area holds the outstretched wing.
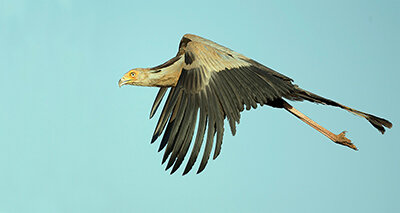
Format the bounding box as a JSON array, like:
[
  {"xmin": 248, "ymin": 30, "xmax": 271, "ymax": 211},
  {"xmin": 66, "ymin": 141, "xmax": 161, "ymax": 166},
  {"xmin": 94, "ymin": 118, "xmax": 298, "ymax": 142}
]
[{"xmin": 150, "ymin": 34, "xmax": 299, "ymax": 175}]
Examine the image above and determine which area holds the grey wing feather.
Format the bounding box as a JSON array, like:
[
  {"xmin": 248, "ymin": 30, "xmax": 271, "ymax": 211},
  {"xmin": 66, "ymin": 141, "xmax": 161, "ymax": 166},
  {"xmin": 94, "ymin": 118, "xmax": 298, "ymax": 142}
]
[
  {"xmin": 149, "ymin": 34, "xmax": 300, "ymax": 175},
  {"xmin": 150, "ymin": 87, "xmax": 168, "ymax": 119}
]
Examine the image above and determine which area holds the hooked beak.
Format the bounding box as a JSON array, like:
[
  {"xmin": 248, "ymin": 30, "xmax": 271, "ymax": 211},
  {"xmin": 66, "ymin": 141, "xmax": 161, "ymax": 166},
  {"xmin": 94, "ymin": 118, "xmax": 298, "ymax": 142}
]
[
  {"xmin": 118, "ymin": 76, "xmax": 131, "ymax": 87},
  {"xmin": 118, "ymin": 79, "xmax": 125, "ymax": 87}
]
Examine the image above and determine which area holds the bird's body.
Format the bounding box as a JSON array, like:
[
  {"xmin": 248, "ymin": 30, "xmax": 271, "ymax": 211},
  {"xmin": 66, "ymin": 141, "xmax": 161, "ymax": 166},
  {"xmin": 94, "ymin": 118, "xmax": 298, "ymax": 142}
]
[{"xmin": 119, "ymin": 34, "xmax": 392, "ymax": 175}]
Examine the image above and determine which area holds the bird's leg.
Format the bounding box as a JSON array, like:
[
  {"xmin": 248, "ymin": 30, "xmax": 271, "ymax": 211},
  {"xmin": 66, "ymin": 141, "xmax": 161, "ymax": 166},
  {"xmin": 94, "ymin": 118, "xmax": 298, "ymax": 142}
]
[{"xmin": 282, "ymin": 100, "xmax": 358, "ymax": 151}]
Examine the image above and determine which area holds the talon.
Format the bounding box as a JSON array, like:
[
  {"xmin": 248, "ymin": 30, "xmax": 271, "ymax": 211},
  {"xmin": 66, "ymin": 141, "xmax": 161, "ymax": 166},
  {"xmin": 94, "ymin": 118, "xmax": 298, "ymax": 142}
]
[{"xmin": 335, "ymin": 131, "xmax": 358, "ymax": 151}]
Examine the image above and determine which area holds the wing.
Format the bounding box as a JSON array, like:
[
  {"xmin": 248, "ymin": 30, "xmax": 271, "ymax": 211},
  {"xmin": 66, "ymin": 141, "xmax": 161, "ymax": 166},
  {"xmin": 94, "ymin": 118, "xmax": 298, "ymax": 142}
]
[{"xmin": 150, "ymin": 34, "xmax": 299, "ymax": 175}]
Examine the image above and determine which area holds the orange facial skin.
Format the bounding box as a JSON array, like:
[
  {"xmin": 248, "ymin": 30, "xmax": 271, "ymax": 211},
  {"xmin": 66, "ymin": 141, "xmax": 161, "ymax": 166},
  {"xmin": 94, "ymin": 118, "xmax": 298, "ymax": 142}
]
[{"xmin": 118, "ymin": 70, "xmax": 139, "ymax": 87}]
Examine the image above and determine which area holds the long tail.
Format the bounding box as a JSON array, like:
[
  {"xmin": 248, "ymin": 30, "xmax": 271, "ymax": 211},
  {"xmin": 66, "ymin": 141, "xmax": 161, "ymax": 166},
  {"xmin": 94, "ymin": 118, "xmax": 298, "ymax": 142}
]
[{"xmin": 293, "ymin": 87, "xmax": 393, "ymax": 134}]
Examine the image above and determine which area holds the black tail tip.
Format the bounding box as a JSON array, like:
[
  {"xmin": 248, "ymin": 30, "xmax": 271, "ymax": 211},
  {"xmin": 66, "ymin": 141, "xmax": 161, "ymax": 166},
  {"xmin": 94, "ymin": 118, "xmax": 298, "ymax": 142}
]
[{"xmin": 366, "ymin": 115, "xmax": 392, "ymax": 134}]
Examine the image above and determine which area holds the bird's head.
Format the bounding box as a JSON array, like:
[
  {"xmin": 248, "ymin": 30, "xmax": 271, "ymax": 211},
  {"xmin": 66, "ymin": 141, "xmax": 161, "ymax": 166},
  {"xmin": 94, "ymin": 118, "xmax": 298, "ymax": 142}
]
[{"xmin": 118, "ymin": 68, "xmax": 151, "ymax": 87}]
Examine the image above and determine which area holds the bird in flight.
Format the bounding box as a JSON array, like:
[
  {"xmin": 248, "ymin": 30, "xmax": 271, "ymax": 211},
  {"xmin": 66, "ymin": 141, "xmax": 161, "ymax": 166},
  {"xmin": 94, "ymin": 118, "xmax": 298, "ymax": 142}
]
[{"xmin": 119, "ymin": 34, "xmax": 392, "ymax": 175}]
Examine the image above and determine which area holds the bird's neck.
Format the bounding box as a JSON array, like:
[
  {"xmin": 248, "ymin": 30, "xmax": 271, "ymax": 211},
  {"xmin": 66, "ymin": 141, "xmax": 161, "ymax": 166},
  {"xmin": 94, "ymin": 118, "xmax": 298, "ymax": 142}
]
[{"xmin": 145, "ymin": 57, "xmax": 185, "ymax": 87}]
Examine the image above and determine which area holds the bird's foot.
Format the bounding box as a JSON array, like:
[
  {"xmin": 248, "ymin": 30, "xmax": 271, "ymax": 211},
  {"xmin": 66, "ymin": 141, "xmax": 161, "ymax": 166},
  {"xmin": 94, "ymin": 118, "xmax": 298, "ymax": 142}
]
[{"xmin": 333, "ymin": 131, "xmax": 358, "ymax": 151}]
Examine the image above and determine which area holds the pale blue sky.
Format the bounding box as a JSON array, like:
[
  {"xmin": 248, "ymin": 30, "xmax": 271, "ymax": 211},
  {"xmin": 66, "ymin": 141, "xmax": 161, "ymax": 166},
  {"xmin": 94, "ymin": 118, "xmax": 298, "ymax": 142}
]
[{"xmin": 1, "ymin": 0, "xmax": 399, "ymax": 212}]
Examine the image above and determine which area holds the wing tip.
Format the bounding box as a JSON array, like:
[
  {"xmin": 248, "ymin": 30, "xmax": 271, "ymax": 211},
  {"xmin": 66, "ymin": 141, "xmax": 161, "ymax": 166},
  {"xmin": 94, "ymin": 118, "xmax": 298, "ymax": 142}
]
[
  {"xmin": 197, "ymin": 161, "xmax": 208, "ymax": 174},
  {"xmin": 182, "ymin": 168, "xmax": 190, "ymax": 176},
  {"xmin": 151, "ymin": 134, "xmax": 159, "ymax": 144}
]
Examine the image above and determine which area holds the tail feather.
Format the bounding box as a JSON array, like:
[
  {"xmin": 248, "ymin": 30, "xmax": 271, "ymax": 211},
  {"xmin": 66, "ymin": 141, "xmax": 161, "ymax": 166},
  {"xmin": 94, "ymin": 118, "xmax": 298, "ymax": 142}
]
[{"xmin": 293, "ymin": 87, "xmax": 392, "ymax": 134}]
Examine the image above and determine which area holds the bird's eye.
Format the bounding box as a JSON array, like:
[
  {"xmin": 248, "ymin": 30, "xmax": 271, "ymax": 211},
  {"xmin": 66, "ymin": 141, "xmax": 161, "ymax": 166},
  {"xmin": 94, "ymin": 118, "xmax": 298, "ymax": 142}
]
[{"xmin": 130, "ymin": 72, "xmax": 136, "ymax": 77}]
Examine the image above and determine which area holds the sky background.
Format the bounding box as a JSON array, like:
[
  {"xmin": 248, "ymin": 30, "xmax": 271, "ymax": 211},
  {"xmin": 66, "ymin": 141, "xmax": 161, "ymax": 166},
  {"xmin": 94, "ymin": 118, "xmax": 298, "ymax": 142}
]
[{"xmin": 1, "ymin": 0, "xmax": 399, "ymax": 212}]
